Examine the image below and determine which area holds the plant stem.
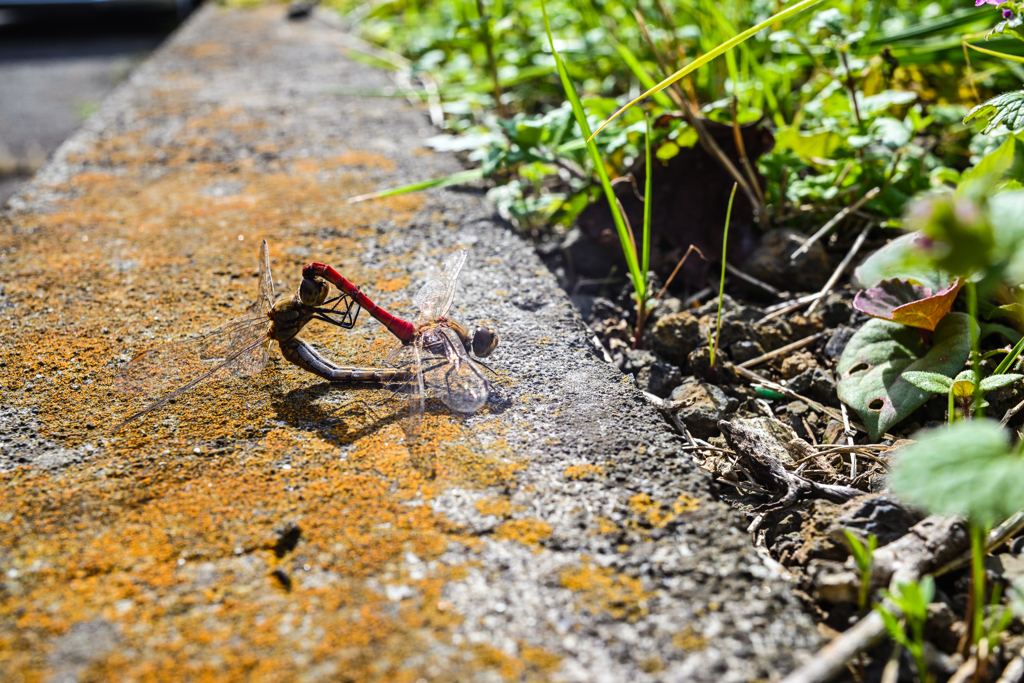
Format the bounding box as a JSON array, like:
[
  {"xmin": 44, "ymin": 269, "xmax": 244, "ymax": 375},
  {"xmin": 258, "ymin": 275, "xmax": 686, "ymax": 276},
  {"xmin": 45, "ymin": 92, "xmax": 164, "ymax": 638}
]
[
  {"xmin": 710, "ymin": 183, "xmax": 738, "ymax": 368},
  {"xmin": 475, "ymin": 0, "xmax": 507, "ymax": 118},
  {"xmin": 633, "ymin": 115, "xmax": 654, "ymax": 348},
  {"xmin": 967, "ymin": 282, "xmax": 983, "ymax": 418},
  {"xmin": 948, "ymin": 388, "xmax": 955, "ymax": 425},
  {"xmin": 970, "ymin": 522, "xmax": 987, "ymax": 646}
]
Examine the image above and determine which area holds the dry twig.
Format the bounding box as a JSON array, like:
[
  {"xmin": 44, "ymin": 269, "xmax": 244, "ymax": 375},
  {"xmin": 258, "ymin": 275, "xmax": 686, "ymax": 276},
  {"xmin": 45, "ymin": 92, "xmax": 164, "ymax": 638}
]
[{"xmin": 790, "ymin": 187, "xmax": 880, "ymax": 261}]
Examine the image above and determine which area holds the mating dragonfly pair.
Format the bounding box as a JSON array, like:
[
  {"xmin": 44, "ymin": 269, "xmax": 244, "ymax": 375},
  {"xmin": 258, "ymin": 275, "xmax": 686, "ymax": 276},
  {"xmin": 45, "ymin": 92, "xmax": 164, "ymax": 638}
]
[{"xmin": 115, "ymin": 241, "xmax": 499, "ymax": 433}]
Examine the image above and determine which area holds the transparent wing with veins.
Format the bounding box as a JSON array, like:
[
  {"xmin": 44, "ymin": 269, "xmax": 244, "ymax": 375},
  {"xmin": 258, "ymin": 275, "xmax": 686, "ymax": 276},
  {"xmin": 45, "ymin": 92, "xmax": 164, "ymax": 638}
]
[
  {"xmin": 413, "ymin": 248, "xmax": 467, "ymax": 325},
  {"xmin": 382, "ymin": 324, "xmax": 489, "ymax": 421},
  {"xmin": 116, "ymin": 240, "xmax": 275, "ymax": 402}
]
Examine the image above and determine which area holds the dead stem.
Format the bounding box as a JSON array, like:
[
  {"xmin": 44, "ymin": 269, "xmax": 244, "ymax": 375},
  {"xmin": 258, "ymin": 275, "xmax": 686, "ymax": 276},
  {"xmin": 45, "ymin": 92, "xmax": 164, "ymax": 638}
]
[
  {"xmin": 738, "ymin": 331, "xmax": 828, "ymax": 369},
  {"xmin": 791, "ymin": 187, "xmax": 880, "ymax": 261},
  {"xmin": 806, "ymin": 223, "xmax": 872, "ymax": 316}
]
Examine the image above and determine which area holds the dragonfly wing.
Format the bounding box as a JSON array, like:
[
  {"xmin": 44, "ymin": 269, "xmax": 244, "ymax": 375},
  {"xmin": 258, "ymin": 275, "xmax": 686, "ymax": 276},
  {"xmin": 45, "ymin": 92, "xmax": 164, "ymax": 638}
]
[
  {"xmin": 420, "ymin": 327, "xmax": 489, "ymax": 414},
  {"xmin": 413, "ymin": 248, "xmax": 467, "ymax": 325},
  {"xmin": 115, "ymin": 337, "xmax": 268, "ymax": 430},
  {"xmin": 258, "ymin": 239, "xmax": 275, "ymax": 314},
  {"xmin": 117, "ymin": 314, "xmax": 269, "ymax": 395},
  {"xmin": 379, "ymin": 343, "xmax": 424, "ymax": 439}
]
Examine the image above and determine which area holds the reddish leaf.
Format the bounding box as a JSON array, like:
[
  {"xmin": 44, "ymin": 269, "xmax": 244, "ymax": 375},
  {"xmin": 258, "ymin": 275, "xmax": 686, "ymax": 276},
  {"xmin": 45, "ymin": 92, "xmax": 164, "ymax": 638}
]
[{"xmin": 853, "ymin": 278, "xmax": 963, "ymax": 331}]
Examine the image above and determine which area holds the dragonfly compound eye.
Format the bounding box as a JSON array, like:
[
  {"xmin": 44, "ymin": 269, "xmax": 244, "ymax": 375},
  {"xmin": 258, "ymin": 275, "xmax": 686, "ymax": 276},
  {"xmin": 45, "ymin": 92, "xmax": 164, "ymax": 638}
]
[
  {"xmin": 472, "ymin": 326, "xmax": 499, "ymax": 358},
  {"xmin": 299, "ymin": 277, "xmax": 329, "ymax": 306}
]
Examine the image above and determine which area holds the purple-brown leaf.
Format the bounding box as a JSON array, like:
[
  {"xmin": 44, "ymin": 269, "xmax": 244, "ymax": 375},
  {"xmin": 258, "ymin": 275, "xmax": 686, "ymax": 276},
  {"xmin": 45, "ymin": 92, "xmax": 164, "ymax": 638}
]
[{"xmin": 853, "ymin": 278, "xmax": 963, "ymax": 331}]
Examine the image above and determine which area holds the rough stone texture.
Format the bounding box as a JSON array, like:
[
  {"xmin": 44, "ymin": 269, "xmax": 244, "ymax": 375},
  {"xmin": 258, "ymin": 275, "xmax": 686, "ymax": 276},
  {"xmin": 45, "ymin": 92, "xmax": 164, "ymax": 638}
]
[
  {"xmin": 0, "ymin": 6, "xmax": 819, "ymax": 681},
  {"xmin": 743, "ymin": 228, "xmax": 830, "ymax": 293}
]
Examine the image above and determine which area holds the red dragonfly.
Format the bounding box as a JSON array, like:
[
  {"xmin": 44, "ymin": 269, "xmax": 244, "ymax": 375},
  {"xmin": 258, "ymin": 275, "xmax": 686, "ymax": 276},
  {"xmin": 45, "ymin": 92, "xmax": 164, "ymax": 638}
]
[
  {"xmin": 302, "ymin": 249, "xmax": 499, "ymax": 429},
  {"xmin": 114, "ymin": 240, "xmax": 410, "ymax": 430}
]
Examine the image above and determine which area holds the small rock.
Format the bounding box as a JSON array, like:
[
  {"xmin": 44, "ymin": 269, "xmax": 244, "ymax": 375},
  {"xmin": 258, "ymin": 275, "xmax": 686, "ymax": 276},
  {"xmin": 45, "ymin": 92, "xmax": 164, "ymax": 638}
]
[
  {"xmin": 823, "ymin": 326, "xmax": 856, "ymax": 361},
  {"xmin": 787, "ymin": 367, "xmax": 837, "ymax": 405},
  {"xmin": 780, "ymin": 351, "xmax": 817, "ymax": 379},
  {"xmin": 728, "ymin": 415, "xmax": 804, "ymax": 466},
  {"xmin": 729, "ymin": 340, "xmax": 765, "ymax": 364},
  {"xmin": 699, "ymin": 313, "xmax": 755, "ymax": 350},
  {"xmin": 788, "ymin": 314, "xmax": 824, "ymax": 340},
  {"xmin": 619, "ymin": 348, "xmax": 656, "ymax": 375},
  {"xmin": 822, "ymin": 418, "xmax": 845, "ymax": 445},
  {"xmin": 785, "ymin": 401, "xmax": 813, "ymax": 440},
  {"xmin": 754, "ymin": 318, "xmax": 793, "ymax": 351},
  {"xmin": 743, "ymin": 228, "xmax": 831, "ymax": 292},
  {"xmin": 670, "ymin": 378, "xmax": 737, "ymax": 439},
  {"xmin": 820, "ymin": 295, "xmax": 853, "ymax": 327},
  {"xmin": 637, "ymin": 360, "xmax": 683, "ymax": 398},
  {"xmin": 650, "ymin": 311, "xmax": 702, "ymax": 367},
  {"xmin": 830, "ymin": 494, "xmax": 923, "ymax": 548},
  {"xmin": 645, "ymin": 296, "xmax": 685, "ymax": 326},
  {"xmin": 687, "ymin": 345, "xmax": 736, "ymax": 384},
  {"xmin": 925, "ymin": 602, "xmax": 962, "ymax": 654}
]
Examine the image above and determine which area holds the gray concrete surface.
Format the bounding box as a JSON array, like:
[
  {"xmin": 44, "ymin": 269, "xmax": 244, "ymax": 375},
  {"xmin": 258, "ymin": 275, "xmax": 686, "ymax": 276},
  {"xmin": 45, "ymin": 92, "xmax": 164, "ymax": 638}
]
[{"xmin": 0, "ymin": 5, "xmax": 821, "ymax": 680}]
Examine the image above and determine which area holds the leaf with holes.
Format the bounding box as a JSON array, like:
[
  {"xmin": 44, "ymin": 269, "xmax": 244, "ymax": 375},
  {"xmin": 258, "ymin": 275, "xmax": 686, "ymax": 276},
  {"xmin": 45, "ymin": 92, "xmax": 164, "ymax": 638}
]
[
  {"xmin": 853, "ymin": 278, "xmax": 963, "ymax": 331},
  {"xmin": 837, "ymin": 313, "xmax": 974, "ymax": 441}
]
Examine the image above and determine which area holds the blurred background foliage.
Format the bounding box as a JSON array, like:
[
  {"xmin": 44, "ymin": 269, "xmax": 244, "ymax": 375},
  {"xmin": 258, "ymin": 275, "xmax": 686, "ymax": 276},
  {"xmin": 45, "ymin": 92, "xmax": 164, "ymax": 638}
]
[{"xmin": 309, "ymin": 0, "xmax": 1024, "ymax": 237}]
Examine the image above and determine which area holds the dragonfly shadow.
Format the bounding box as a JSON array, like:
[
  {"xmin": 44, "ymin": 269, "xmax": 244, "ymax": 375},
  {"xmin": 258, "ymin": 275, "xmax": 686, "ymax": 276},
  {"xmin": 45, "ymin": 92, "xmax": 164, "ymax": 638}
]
[{"xmin": 271, "ymin": 382, "xmax": 406, "ymax": 447}]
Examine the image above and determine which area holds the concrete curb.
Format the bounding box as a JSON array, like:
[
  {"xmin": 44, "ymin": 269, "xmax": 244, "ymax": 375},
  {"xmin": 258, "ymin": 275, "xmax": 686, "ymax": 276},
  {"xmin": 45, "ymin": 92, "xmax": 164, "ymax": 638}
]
[{"xmin": 0, "ymin": 5, "xmax": 819, "ymax": 680}]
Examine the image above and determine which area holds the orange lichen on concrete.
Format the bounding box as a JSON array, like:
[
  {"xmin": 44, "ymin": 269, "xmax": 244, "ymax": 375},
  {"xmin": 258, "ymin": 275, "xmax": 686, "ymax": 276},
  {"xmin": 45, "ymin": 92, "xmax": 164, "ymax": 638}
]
[
  {"xmin": 626, "ymin": 492, "xmax": 701, "ymax": 533},
  {"xmin": 0, "ymin": 9, "xmax": 531, "ymax": 677},
  {"xmin": 673, "ymin": 626, "xmax": 709, "ymax": 652},
  {"xmin": 469, "ymin": 642, "xmax": 562, "ymax": 683},
  {"xmin": 493, "ymin": 519, "xmax": 553, "ymax": 547},
  {"xmin": 474, "ymin": 497, "xmax": 516, "ymax": 519},
  {"xmin": 559, "ymin": 562, "xmax": 651, "ymax": 623},
  {"xmin": 563, "ymin": 464, "xmax": 604, "ymax": 480}
]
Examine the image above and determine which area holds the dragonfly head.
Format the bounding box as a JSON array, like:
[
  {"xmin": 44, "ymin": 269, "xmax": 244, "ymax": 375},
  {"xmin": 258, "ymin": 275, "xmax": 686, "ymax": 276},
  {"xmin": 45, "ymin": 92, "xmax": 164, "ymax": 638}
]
[
  {"xmin": 472, "ymin": 325, "xmax": 499, "ymax": 358},
  {"xmin": 298, "ymin": 277, "xmax": 330, "ymax": 307}
]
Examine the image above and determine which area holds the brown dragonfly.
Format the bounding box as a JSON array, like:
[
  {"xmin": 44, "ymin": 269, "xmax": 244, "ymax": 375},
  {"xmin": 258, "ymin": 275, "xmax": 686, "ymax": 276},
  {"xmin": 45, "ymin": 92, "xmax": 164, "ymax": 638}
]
[{"xmin": 115, "ymin": 240, "xmax": 409, "ymax": 430}]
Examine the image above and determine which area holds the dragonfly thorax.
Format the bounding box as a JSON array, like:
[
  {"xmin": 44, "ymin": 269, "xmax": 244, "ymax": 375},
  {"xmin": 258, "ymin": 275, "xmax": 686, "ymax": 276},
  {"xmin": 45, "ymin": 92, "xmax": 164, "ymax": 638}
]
[{"xmin": 268, "ymin": 296, "xmax": 316, "ymax": 343}]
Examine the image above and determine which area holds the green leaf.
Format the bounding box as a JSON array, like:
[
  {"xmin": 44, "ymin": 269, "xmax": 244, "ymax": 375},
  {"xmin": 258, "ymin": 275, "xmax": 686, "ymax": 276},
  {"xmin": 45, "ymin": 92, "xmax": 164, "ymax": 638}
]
[
  {"xmin": 346, "ymin": 168, "xmax": 485, "ymax": 204},
  {"xmin": 951, "ymin": 369, "xmax": 976, "ymax": 399},
  {"xmin": 960, "ymin": 134, "xmax": 1024, "ymax": 186},
  {"xmin": 774, "ymin": 126, "xmax": 844, "ymax": 161},
  {"xmin": 902, "ymin": 371, "xmax": 954, "ymax": 394},
  {"xmin": 852, "ymin": 232, "xmax": 951, "ymax": 292},
  {"xmin": 837, "ymin": 313, "xmax": 974, "ymax": 441},
  {"xmin": 874, "ymin": 605, "xmax": 911, "ymax": 648},
  {"xmin": 891, "ymin": 420, "xmax": 1024, "ymax": 527},
  {"xmin": 965, "ymin": 90, "xmax": 1024, "ymax": 135},
  {"xmin": 980, "ymin": 373, "xmax": 1023, "ymax": 391}
]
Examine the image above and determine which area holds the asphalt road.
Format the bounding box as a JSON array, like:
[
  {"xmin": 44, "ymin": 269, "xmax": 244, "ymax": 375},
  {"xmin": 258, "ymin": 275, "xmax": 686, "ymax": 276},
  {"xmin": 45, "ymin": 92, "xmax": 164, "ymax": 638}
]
[{"xmin": 0, "ymin": 7, "xmax": 181, "ymax": 204}]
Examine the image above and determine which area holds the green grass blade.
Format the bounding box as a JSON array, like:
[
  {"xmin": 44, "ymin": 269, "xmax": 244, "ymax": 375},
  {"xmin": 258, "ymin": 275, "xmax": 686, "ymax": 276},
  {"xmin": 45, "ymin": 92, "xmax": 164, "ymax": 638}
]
[
  {"xmin": 541, "ymin": 0, "xmax": 644, "ymax": 300},
  {"xmin": 964, "ymin": 41, "xmax": 1024, "ymax": 65},
  {"xmin": 347, "ymin": 168, "xmax": 485, "ymax": 204},
  {"xmin": 642, "ymin": 114, "xmax": 652, "ymax": 280},
  {"xmin": 710, "ymin": 183, "xmax": 737, "ymax": 369},
  {"xmin": 588, "ymin": 0, "xmax": 829, "ymax": 141},
  {"xmin": 993, "ymin": 334, "xmax": 1024, "ymax": 376},
  {"xmin": 612, "ymin": 42, "xmax": 676, "ymax": 110}
]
